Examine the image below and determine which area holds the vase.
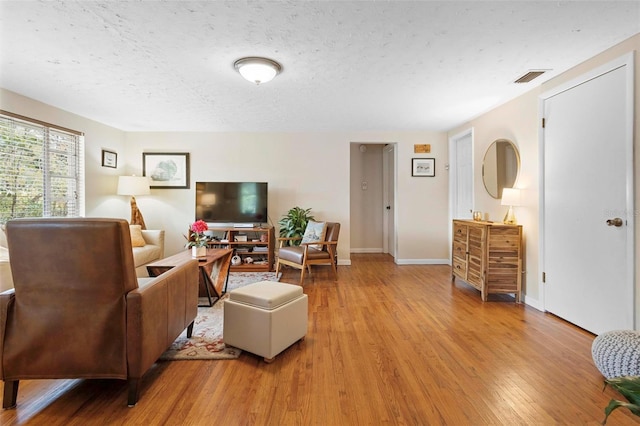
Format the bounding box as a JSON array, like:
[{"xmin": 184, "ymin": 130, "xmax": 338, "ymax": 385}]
[{"xmin": 192, "ymin": 246, "xmax": 207, "ymax": 258}]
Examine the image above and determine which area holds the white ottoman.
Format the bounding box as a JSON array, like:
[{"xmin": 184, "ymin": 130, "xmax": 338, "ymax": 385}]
[{"xmin": 223, "ymin": 281, "xmax": 308, "ymax": 362}]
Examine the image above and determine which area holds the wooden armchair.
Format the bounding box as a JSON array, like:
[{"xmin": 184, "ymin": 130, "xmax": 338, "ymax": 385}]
[
  {"xmin": 276, "ymin": 222, "xmax": 340, "ymax": 285},
  {"xmin": 0, "ymin": 218, "xmax": 199, "ymax": 408}
]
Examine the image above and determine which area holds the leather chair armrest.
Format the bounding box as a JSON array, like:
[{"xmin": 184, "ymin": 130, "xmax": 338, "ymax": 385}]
[
  {"xmin": 300, "ymin": 240, "xmax": 338, "ymax": 246},
  {"xmin": 126, "ymin": 259, "xmax": 198, "ymax": 379},
  {"xmin": 277, "ymin": 236, "xmax": 302, "ymax": 241},
  {"xmin": 0, "ymin": 289, "xmax": 16, "ymax": 378},
  {"xmin": 277, "ymin": 236, "xmax": 302, "ymax": 248}
]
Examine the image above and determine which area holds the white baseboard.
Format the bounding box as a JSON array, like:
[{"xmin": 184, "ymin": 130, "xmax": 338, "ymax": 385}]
[
  {"xmin": 338, "ymin": 259, "xmax": 352, "ymax": 266},
  {"xmin": 395, "ymin": 258, "xmax": 450, "ymax": 265},
  {"xmin": 350, "ymin": 248, "xmax": 384, "ymax": 253},
  {"xmin": 523, "ymin": 295, "xmax": 543, "ymax": 311}
]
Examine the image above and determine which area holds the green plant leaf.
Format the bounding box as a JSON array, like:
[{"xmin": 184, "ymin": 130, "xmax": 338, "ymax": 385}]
[
  {"xmin": 602, "ymin": 376, "xmax": 640, "ymax": 424},
  {"xmin": 606, "ymin": 376, "xmax": 640, "ymax": 406},
  {"xmin": 603, "ymin": 399, "xmax": 640, "ymax": 424},
  {"xmin": 278, "ymin": 206, "xmax": 314, "ymax": 246}
]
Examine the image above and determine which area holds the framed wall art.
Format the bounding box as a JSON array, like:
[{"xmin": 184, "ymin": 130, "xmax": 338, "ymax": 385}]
[
  {"xmin": 142, "ymin": 152, "xmax": 190, "ymax": 189},
  {"xmin": 101, "ymin": 149, "xmax": 117, "ymax": 168},
  {"xmin": 412, "ymin": 158, "xmax": 435, "ymax": 177}
]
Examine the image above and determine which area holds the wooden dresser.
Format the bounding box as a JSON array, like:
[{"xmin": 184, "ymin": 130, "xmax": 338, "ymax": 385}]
[{"xmin": 451, "ymin": 219, "xmax": 523, "ymax": 302}]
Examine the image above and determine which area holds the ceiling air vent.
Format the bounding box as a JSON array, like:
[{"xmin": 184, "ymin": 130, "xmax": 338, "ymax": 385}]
[{"xmin": 514, "ymin": 70, "xmax": 546, "ymax": 84}]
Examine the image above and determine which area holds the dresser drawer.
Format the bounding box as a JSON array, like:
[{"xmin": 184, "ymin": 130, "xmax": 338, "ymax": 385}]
[
  {"xmin": 452, "ymin": 257, "xmax": 467, "ymax": 278},
  {"xmin": 452, "ymin": 241, "xmax": 467, "ymax": 260},
  {"xmin": 453, "ymin": 223, "xmax": 468, "ymax": 242}
]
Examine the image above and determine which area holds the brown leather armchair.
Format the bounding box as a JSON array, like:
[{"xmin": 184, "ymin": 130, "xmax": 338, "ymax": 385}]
[
  {"xmin": 276, "ymin": 222, "xmax": 340, "ymax": 285},
  {"xmin": 0, "ymin": 218, "xmax": 199, "ymax": 408}
]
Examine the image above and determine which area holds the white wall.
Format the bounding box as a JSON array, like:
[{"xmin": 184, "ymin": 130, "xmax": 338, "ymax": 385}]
[
  {"xmin": 0, "ymin": 89, "xmax": 453, "ymax": 266},
  {"xmin": 448, "ymin": 33, "xmax": 640, "ymax": 311},
  {"xmin": 121, "ymin": 131, "xmax": 451, "ymax": 264}
]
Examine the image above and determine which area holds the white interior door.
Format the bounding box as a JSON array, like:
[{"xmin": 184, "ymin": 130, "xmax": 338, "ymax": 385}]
[
  {"xmin": 541, "ymin": 55, "xmax": 634, "ymax": 334},
  {"xmin": 449, "ymin": 130, "xmax": 474, "ymax": 221}
]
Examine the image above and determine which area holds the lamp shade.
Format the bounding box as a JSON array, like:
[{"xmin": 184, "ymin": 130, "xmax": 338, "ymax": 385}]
[
  {"xmin": 117, "ymin": 176, "xmax": 150, "ymax": 196},
  {"xmin": 501, "ymin": 187, "xmax": 521, "ymax": 206},
  {"xmin": 234, "ymin": 57, "xmax": 281, "ymax": 85}
]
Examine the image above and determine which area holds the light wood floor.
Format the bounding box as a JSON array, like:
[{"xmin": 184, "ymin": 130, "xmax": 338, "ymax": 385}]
[{"xmin": 2, "ymin": 254, "xmax": 638, "ymax": 425}]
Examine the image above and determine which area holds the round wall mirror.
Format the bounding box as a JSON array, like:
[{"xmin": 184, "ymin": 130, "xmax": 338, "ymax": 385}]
[{"xmin": 482, "ymin": 139, "xmax": 520, "ymax": 199}]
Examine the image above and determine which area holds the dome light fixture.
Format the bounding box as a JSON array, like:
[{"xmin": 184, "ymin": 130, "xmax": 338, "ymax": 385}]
[{"xmin": 234, "ymin": 57, "xmax": 282, "ymax": 85}]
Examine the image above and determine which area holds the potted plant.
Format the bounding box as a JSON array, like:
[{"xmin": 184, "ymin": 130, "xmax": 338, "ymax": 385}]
[
  {"xmin": 601, "ymin": 376, "xmax": 640, "ymax": 424},
  {"xmin": 185, "ymin": 219, "xmax": 209, "ymax": 257},
  {"xmin": 278, "ymin": 207, "xmax": 314, "ymax": 246}
]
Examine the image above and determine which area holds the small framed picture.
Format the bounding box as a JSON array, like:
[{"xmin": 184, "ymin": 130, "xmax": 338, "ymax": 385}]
[
  {"xmin": 143, "ymin": 152, "xmax": 190, "ymax": 189},
  {"xmin": 101, "ymin": 149, "xmax": 117, "ymax": 168},
  {"xmin": 412, "ymin": 158, "xmax": 435, "ymax": 177}
]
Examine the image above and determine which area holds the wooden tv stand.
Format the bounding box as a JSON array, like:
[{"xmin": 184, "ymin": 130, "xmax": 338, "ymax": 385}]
[{"xmin": 206, "ymin": 225, "xmax": 275, "ymax": 272}]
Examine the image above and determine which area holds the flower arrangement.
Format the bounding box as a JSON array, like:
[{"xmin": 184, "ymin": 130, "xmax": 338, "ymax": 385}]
[{"xmin": 185, "ymin": 220, "xmax": 209, "ymax": 248}]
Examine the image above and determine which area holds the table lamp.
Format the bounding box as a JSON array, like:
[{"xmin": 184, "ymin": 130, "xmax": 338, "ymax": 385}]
[
  {"xmin": 117, "ymin": 175, "xmax": 151, "ymax": 229},
  {"xmin": 501, "ymin": 187, "xmax": 521, "ymax": 225}
]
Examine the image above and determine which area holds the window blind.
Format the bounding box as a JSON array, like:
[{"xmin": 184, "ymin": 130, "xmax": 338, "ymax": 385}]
[{"xmin": 0, "ymin": 111, "xmax": 84, "ymax": 223}]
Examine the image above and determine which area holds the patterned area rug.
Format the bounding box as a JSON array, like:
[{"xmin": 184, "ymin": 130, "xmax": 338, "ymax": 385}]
[{"xmin": 159, "ymin": 271, "xmax": 281, "ymax": 361}]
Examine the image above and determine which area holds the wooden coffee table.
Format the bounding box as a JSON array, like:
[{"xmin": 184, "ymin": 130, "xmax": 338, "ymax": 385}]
[{"xmin": 146, "ymin": 248, "xmax": 233, "ymax": 307}]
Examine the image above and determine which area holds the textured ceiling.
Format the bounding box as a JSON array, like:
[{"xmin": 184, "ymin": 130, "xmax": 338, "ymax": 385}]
[{"xmin": 1, "ymin": 1, "xmax": 639, "ymax": 132}]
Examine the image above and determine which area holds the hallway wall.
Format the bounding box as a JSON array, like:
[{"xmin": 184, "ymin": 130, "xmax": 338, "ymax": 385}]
[{"xmin": 350, "ymin": 143, "xmax": 384, "ymax": 253}]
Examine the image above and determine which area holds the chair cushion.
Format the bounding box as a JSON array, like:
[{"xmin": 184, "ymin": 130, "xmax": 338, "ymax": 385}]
[
  {"xmin": 301, "ymin": 220, "xmax": 326, "ymax": 250},
  {"xmin": 278, "ymin": 246, "xmax": 330, "ymax": 264},
  {"xmin": 129, "ymin": 225, "xmax": 146, "ymax": 247}
]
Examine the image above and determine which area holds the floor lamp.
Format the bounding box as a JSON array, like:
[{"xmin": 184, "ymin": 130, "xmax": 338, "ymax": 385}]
[{"xmin": 117, "ymin": 175, "xmax": 151, "ymax": 229}]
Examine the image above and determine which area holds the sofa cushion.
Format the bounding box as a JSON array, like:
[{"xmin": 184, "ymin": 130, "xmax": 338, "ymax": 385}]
[
  {"xmin": 136, "ymin": 277, "xmax": 156, "ymax": 288},
  {"xmin": 0, "ymin": 246, "xmax": 13, "ymax": 292},
  {"xmin": 132, "ymin": 244, "xmax": 162, "ymax": 268},
  {"xmin": 0, "ymin": 224, "xmax": 7, "ymax": 249},
  {"xmin": 0, "ymin": 246, "xmax": 9, "ymax": 262},
  {"xmin": 129, "ymin": 225, "xmax": 146, "ymax": 247}
]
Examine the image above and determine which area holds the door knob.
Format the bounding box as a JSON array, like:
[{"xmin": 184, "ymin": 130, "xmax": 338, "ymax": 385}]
[{"xmin": 606, "ymin": 218, "xmax": 624, "ymax": 227}]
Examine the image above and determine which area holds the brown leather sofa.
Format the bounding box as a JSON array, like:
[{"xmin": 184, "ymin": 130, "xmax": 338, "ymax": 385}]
[{"xmin": 0, "ymin": 218, "xmax": 199, "ymax": 408}]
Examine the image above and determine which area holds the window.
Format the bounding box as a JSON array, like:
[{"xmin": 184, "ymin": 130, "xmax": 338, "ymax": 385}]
[{"xmin": 0, "ymin": 110, "xmax": 84, "ymax": 224}]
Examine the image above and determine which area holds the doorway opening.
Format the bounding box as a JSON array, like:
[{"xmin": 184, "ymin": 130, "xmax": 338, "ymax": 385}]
[{"xmin": 349, "ymin": 142, "xmax": 397, "ymax": 259}]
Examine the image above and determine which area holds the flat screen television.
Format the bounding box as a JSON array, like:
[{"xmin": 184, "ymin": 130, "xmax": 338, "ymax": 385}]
[{"xmin": 195, "ymin": 182, "xmax": 268, "ymax": 226}]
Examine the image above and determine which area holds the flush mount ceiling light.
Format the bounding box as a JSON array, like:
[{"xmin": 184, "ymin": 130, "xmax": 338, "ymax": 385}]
[{"xmin": 234, "ymin": 57, "xmax": 282, "ymax": 85}]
